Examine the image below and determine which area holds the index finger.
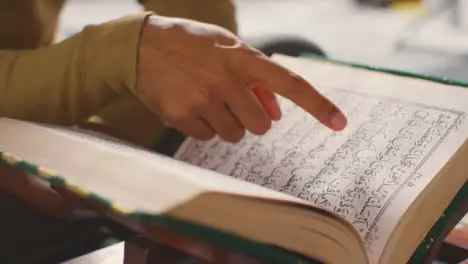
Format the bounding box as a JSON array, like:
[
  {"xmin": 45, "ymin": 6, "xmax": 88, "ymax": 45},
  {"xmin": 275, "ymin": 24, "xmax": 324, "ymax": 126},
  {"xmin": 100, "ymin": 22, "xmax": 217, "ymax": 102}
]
[{"xmin": 242, "ymin": 54, "xmax": 347, "ymax": 131}]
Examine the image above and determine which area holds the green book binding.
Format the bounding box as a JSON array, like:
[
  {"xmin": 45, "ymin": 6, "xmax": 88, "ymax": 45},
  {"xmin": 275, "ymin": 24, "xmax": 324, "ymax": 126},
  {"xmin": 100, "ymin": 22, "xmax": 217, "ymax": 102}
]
[{"xmin": 0, "ymin": 152, "xmax": 318, "ymax": 264}]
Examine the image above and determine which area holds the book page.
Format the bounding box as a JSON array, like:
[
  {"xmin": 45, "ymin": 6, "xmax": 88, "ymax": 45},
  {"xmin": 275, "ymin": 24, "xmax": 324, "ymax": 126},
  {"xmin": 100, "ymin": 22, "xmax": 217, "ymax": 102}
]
[{"xmin": 174, "ymin": 56, "xmax": 468, "ymax": 263}]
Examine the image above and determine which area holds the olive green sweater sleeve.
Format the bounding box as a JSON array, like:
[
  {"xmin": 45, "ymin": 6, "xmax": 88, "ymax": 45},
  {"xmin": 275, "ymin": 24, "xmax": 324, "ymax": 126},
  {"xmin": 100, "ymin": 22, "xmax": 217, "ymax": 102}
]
[
  {"xmin": 140, "ymin": 0, "xmax": 238, "ymax": 33},
  {"xmin": 0, "ymin": 13, "xmax": 149, "ymax": 125},
  {"xmin": 0, "ymin": 1, "xmax": 237, "ymax": 148}
]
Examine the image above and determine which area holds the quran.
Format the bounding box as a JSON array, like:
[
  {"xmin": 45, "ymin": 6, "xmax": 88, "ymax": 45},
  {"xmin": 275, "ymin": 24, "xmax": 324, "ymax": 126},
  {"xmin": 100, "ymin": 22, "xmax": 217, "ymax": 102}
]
[{"xmin": 0, "ymin": 55, "xmax": 467, "ymax": 264}]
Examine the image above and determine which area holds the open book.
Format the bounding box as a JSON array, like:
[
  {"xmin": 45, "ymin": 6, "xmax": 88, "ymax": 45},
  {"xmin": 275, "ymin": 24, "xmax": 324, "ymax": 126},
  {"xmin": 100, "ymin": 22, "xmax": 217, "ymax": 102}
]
[{"xmin": 0, "ymin": 55, "xmax": 467, "ymax": 264}]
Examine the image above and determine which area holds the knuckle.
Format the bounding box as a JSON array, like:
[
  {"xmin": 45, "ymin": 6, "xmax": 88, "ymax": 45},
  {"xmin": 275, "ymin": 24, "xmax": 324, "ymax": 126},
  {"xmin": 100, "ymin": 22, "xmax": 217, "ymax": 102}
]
[
  {"xmin": 207, "ymin": 69, "xmax": 230, "ymax": 87},
  {"xmin": 164, "ymin": 105, "xmax": 191, "ymax": 121},
  {"xmin": 233, "ymin": 127, "xmax": 246, "ymax": 141},
  {"xmin": 223, "ymin": 128, "xmax": 245, "ymax": 143},
  {"xmin": 233, "ymin": 41, "xmax": 263, "ymax": 57},
  {"xmin": 189, "ymin": 92, "xmax": 210, "ymax": 112},
  {"xmin": 250, "ymin": 118, "xmax": 271, "ymax": 135},
  {"xmin": 196, "ymin": 131, "xmax": 216, "ymax": 141},
  {"xmin": 288, "ymin": 76, "xmax": 309, "ymax": 97},
  {"xmin": 187, "ymin": 96, "xmax": 209, "ymax": 115}
]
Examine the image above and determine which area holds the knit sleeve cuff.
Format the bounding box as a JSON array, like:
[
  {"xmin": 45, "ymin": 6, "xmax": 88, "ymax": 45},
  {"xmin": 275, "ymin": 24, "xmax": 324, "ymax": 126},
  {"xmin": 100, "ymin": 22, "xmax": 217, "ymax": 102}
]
[{"xmin": 79, "ymin": 12, "xmax": 153, "ymax": 97}]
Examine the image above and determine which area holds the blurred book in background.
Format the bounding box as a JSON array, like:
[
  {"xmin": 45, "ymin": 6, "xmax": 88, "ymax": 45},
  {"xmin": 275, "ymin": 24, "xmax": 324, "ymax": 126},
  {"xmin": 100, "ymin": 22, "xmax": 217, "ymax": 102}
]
[
  {"xmin": 457, "ymin": 0, "xmax": 468, "ymax": 29},
  {"xmin": 355, "ymin": 0, "xmax": 423, "ymax": 9}
]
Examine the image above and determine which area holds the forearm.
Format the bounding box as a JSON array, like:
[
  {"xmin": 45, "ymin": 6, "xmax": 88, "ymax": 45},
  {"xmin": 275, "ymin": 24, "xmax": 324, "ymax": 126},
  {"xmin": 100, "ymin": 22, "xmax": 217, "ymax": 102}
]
[{"xmin": 0, "ymin": 13, "xmax": 147, "ymax": 125}]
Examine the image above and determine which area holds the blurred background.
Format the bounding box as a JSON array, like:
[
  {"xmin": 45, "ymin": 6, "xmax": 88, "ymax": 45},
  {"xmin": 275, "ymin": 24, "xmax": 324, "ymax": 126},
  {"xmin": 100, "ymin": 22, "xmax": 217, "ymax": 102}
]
[{"xmin": 60, "ymin": 0, "xmax": 468, "ymax": 81}]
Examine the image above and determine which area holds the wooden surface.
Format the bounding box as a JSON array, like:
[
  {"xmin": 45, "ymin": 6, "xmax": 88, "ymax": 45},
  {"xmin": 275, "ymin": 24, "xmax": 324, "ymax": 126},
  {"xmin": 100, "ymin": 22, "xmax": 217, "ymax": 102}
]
[{"xmin": 63, "ymin": 215, "xmax": 468, "ymax": 264}]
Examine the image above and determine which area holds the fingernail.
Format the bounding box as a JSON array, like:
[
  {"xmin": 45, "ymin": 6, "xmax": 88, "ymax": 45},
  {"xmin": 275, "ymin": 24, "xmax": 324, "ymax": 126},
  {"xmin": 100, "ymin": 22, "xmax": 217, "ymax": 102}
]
[{"xmin": 331, "ymin": 111, "xmax": 347, "ymax": 131}]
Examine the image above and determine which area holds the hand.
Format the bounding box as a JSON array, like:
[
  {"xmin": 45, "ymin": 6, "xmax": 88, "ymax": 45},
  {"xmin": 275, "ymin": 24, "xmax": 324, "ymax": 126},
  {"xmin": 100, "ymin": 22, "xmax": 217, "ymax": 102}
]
[
  {"xmin": 0, "ymin": 164, "xmax": 74, "ymax": 218},
  {"xmin": 137, "ymin": 15, "xmax": 347, "ymax": 143}
]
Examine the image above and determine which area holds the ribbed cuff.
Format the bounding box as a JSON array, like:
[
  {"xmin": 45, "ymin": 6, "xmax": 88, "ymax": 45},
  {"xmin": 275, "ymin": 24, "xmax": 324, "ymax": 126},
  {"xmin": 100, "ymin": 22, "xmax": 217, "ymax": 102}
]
[{"xmin": 80, "ymin": 12, "xmax": 153, "ymax": 97}]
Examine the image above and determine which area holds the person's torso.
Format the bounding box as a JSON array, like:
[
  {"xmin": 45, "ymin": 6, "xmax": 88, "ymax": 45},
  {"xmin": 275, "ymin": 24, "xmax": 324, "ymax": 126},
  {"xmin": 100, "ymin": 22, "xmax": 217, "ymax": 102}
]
[{"xmin": 0, "ymin": 0, "xmax": 65, "ymax": 49}]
